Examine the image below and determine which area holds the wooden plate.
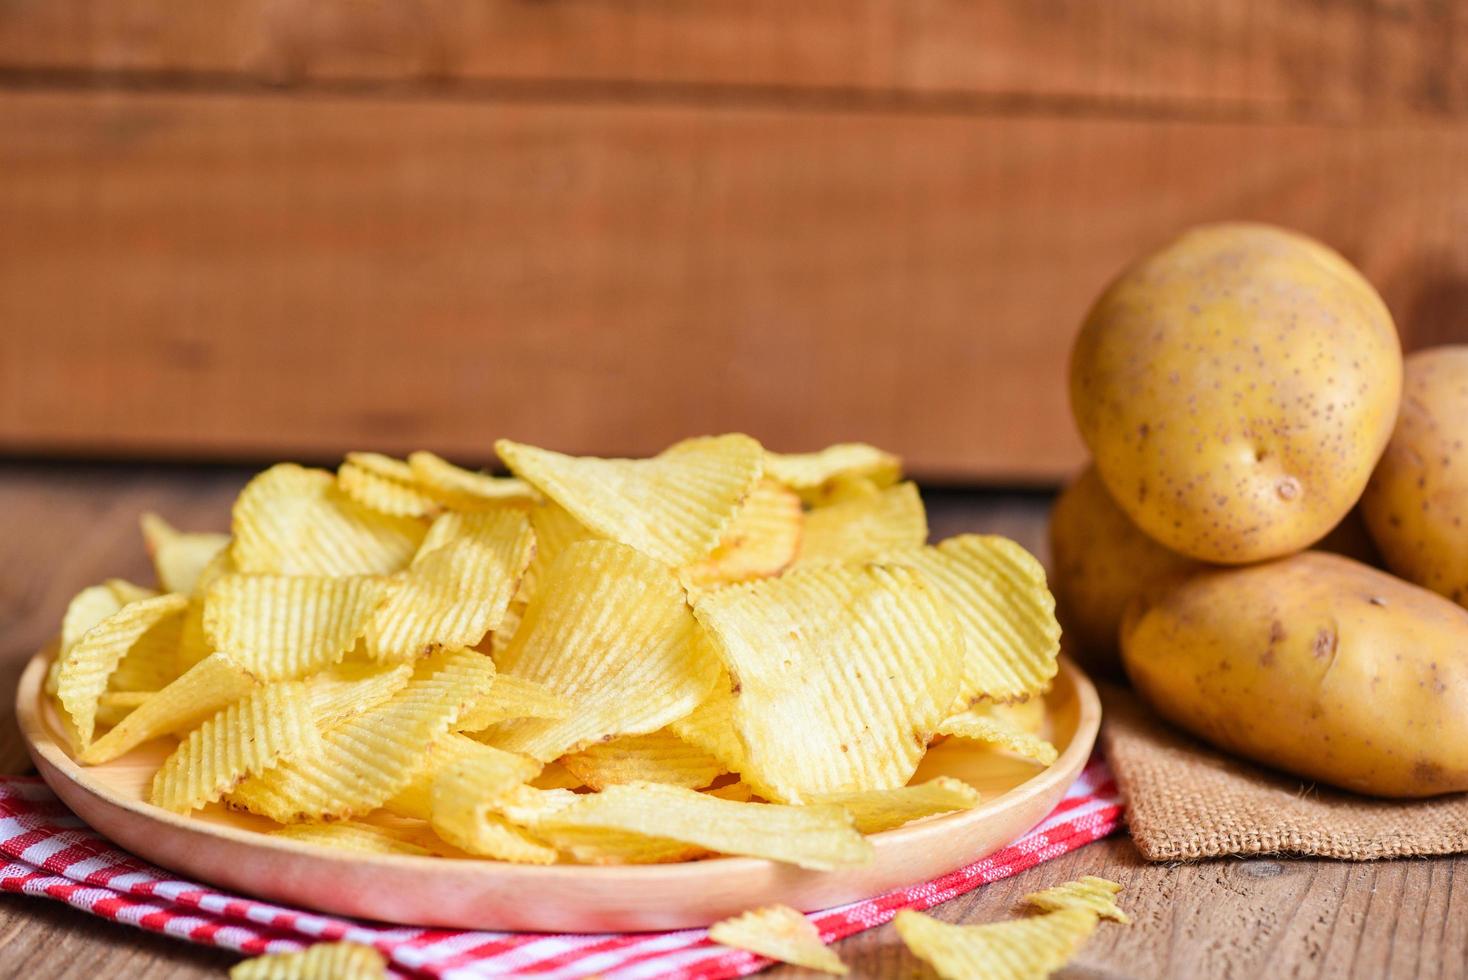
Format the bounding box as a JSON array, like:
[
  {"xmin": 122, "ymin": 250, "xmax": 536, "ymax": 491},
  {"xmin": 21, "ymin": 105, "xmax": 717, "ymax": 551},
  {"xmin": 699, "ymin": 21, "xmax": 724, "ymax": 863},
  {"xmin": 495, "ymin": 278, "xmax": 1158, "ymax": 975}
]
[{"xmin": 18, "ymin": 649, "xmax": 1100, "ymax": 933}]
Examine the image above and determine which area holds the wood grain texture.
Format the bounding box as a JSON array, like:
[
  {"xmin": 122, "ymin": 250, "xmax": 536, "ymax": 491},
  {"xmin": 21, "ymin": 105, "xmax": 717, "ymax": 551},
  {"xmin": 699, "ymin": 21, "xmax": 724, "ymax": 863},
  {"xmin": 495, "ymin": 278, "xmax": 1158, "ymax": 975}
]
[
  {"xmin": 4, "ymin": 91, "xmax": 1468, "ymax": 480},
  {"xmin": 0, "ymin": 464, "xmax": 1462, "ymax": 976},
  {"xmin": 2, "ymin": 0, "xmax": 1467, "ymax": 120}
]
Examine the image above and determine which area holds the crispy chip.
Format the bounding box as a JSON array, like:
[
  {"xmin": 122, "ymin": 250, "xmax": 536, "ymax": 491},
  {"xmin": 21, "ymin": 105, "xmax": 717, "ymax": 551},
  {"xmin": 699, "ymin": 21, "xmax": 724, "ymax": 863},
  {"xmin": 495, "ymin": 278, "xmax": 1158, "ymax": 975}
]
[
  {"xmin": 488, "ymin": 541, "xmax": 720, "ymax": 761},
  {"xmin": 59, "ymin": 585, "xmax": 127, "ymax": 659},
  {"xmin": 708, "ymin": 905, "xmax": 848, "ymax": 975},
  {"xmin": 151, "ymin": 682, "xmax": 321, "ymax": 813},
  {"xmin": 382, "ymin": 731, "xmax": 504, "ymax": 820},
  {"xmin": 457, "ymin": 674, "xmax": 571, "ymax": 733},
  {"xmin": 232, "ymin": 463, "xmax": 425, "ymax": 576},
  {"xmin": 95, "ymin": 691, "xmax": 151, "ymax": 729},
  {"xmin": 205, "ymin": 574, "xmax": 387, "ymax": 680},
  {"xmin": 935, "ymin": 705, "xmax": 1058, "ymax": 766},
  {"xmin": 899, "ymin": 535, "xmax": 1060, "ymax": 705},
  {"xmin": 58, "ymin": 593, "xmax": 189, "ymax": 748},
  {"xmin": 365, "ymin": 509, "xmax": 534, "ymax": 661},
  {"xmin": 680, "ymin": 480, "xmax": 802, "ymax": 594},
  {"xmin": 560, "ymin": 729, "xmax": 724, "ymax": 791},
  {"xmin": 893, "ymin": 908, "xmax": 1099, "ymax": 980},
  {"xmin": 140, "ymin": 513, "xmax": 231, "ymax": 595},
  {"xmin": 485, "ymin": 784, "xmax": 702, "ymax": 863},
  {"xmin": 518, "ymin": 501, "xmax": 599, "ymax": 603},
  {"xmin": 229, "ymin": 941, "xmax": 387, "ymax": 980},
  {"xmin": 80, "ymin": 652, "xmax": 259, "ymax": 764},
  {"xmin": 107, "ymin": 578, "xmax": 158, "ymax": 605},
  {"xmin": 408, "ymin": 451, "xmax": 537, "ymax": 510},
  {"xmin": 703, "ymin": 780, "xmax": 756, "ymax": 802},
  {"xmin": 763, "ymin": 443, "xmax": 901, "ymax": 502},
  {"xmin": 270, "ymin": 821, "xmax": 432, "ymax": 858},
  {"xmin": 694, "ymin": 563, "xmax": 965, "ymax": 802},
  {"xmin": 430, "ymin": 746, "xmax": 557, "ymax": 863},
  {"xmin": 812, "ymin": 777, "xmax": 982, "ymax": 834},
  {"xmin": 521, "ymin": 781, "xmax": 872, "ymax": 870},
  {"xmin": 338, "ymin": 451, "xmax": 440, "ymax": 519},
  {"xmin": 797, "ymin": 482, "xmax": 927, "ymax": 565},
  {"xmin": 1024, "ymin": 876, "xmax": 1129, "ymax": 924},
  {"xmin": 496, "ymin": 434, "xmax": 764, "ymax": 566},
  {"xmin": 228, "ymin": 647, "xmax": 495, "ymax": 823},
  {"xmin": 107, "ymin": 610, "xmax": 185, "ymax": 693},
  {"xmin": 667, "ymin": 677, "xmax": 746, "ymax": 774},
  {"xmin": 531, "ymin": 761, "xmax": 584, "ymax": 791},
  {"xmin": 305, "ymin": 662, "xmax": 413, "ymax": 731}
]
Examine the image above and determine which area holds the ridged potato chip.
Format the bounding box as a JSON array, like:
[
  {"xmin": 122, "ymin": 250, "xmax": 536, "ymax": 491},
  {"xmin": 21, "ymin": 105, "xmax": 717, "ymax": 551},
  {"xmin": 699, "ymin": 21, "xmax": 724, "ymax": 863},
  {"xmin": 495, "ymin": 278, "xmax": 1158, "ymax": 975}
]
[
  {"xmin": 205, "ymin": 574, "xmax": 387, "ymax": 680},
  {"xmin": 708, "ymin": 905, "xmax": 848, "ymax": 975},
  {"xmin": 812, "ymin": 777, "xmax": 981, "ymax": 834},
  {"xmin": 667, "ymin": 677, "xmax": 746, "ymax": 774},
  {"xmin": 936, "ymin": 705, "xmax": 1058, "ymax": 766},
  {"xmin": 1024, "ymin": 876, "xmax": 1129, "ymax": 924},
  {"xmin": 94, "ymin": 691, "xmax": 151, "ymax": 729},
  {"xmin": 482, "ymin": 784, "xmax": 702, "ymax": 864},
  {"xmin": 694, "ymin": 563, "xmax": 965, "ymax": 802},
  {"xmin": 58, "ymin": 593, "xmax": 189, "ymax": 748},
  {"xmin": 232, "ymin": 463, "xmax": 425, "ymax": 576},
  {"xmin": 893, "ymin": 908, "xmax": 1099, "ymax": 980},
  {"xmin": 338, "ymin": 452, "xmax": 440, "ymax": 519},
  {"xmin": 522, "ymin": 781, "xmax": 872, "ymax": 870},
  {"xmin": 496, "ymin": 434, "xmax": 763, "ymax": 566},
  {"xmin": 680, "ymin": 480, "xmax": 802, "ymax": 594},
  {"xmin": 106, "ymin": 578, "xmax": 158, "ymax": 605},
  {"xmin": 270, "ymin": 821, "xmax": 432, "ymax": 858},
  {"xmin": 81, "ymin": 652, "xmax": 259, "ymax": 764},
  {"xmin": 408, "ymin": 451, "xmax": 537, "ymax": 510},
  {"xmin": 900, "ymin": 535, "xmax": 1061, "ymax": 705},
  {"xmin": 489, "ymin": 541, "xmax": 720, "ymax": 761},
  {"xmin": 59, "ymin": 585, "xmax": 128, "ymax": 662},
  {"xmin": 305, "ymin": 662, "xmax": 413, "ymax": 730},
  {"xmin": 151, "ymin": 682, "xmax": 321, "ymax": 813},
  {"xmin": 560, "ymin": 729, "xmax": 724, "ymax": 791},
  {"xmin": 229, "ymin": 941, "xmax": 387, "ymax": 980},
  {"xmin": 140, "ymin": 513, "xmax": 231, "ymax": 595},
  {"xmin": 531, "ymin": 761, "xmax": 584, "ymax": 791},
  {"xmin": 430, "ymin": 746, "xmax": 557, "ymax": 863},
  {"xmin": 797, "ymin": 482, "xmax": 927, "ymax": 565},
  {"xmin": 366, "ymin": 509, "xmax": 534, "ymax": 661},
  {"xmin": 382, "ymin": 731, "xmax": 502, "ymax": 820},
  {"xmin": 228, "ymin": 647, "xmax": 495, "ymax": 823},
  {"xmin": 456, "ymin": 674, "xmax": 571, "ymax": 734},
  {"xmin": 106, "ymin": 610, "xmax": 185, "ymax": 693},
  {"xmin": 518, "ymin": 502, "xmax": 599, "ymax": 603},
  {"xmin": 763, "ymin": 443, "xmax": 901, "ymax": 502}
]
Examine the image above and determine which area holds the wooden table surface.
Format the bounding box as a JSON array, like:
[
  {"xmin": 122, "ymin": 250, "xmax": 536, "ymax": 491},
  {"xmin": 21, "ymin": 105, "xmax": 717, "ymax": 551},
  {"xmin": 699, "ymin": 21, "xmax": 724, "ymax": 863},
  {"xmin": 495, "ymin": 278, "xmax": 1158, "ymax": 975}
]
[{"xmin": 0, "ymin": 461, "xmax": 1462, "ymax": 979}]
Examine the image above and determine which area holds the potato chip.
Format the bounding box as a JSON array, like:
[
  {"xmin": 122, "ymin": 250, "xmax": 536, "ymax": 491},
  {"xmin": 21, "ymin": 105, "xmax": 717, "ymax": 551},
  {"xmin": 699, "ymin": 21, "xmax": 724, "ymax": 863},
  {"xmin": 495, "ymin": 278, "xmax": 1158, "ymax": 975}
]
[
  {"xmin": 797, "ymin": 482, "xmax": 927, "ymax": 565},
  {"xmin": 892, "ymin": 908, "xmax": 1098, "ymax": 980},
  {"xmin": 151, "ymin": 682, "xmax": 321, "ymax": 813},
  {"xmin": 94, "ymin": 691, "xmax": 151, "ymax": 729},
  {"xmin": 408, "ymin": 451, "xmax": 538, "ymax": 510},
  {"xmin": 106, "ymin": 578, "xmax": 158, "ymax": 605},
  {"xmin": 560, "ymin": 729, "xmax": 724, "ymax": 791},
  {"xmin": 59, "ymin": 585, "xmax": 127, "ymax": 658},
  {"xmin": 703, "ymin": 780, "xmax": 757, "ymax": 802},
  {"xmin": 812, "ymin": 776, "xmax": 982, "ymax": 834},
  {"xmin": 694, "ymin": 563, "xmax": 965, "ymax": 802},
  {"xmin": 229, "ymin": 941, "xmax": 387, "ymax": 980},
  {"xmin": 58, "ymin": 593, "xmax": 189, "ymax": 749},
  {"xmin": 518, "ymin": 501, "xmax": 600, "ymax": 603},
  {"xmin": 667, "ymin": 677, "xmax": 746, "ymax": 774},
  {"xmin": 488, "ymin": 599, "xmax": 526, "ymax": 657},
  {"xmin": 680, "ymin": 479, "xmax": 802, "ymax": 594},
  {"xmin": 430, "ymin": 747, "xmax": 557, "ymax": 863},
  {"xmin": 522, "ymin": 781, "xmax": 872, "ymax": 870},
  {"xmin": 140, "ymin": 512, "xmax": 231, "ymax": 595},
  {"xmin": 338, "ymin": 451, "xmax": 441, "ymax": 519},
  {"xmin": 489, "ymin": 541, "xmax": 720, "ymax": 761},
  {"xmin": 270, "ymin": 821, "xmax": 432, "ymax": 858},
  {"xmin": 898, "ymin": 535, "xmax": 1060, "ymax": 705},
  {"xmin": 204, "ymin": 574, "xmax": 387, "ymax": 680},
  {"xmin": 496, "ymin": 434, "xmax": 764, "ymax": 566},
  {"xmin": 382, "ymin": 731, "xmax": 505, "ymax": 820},
  {"xmin": 456, "ymin": 674, "xmax": 571, "ymax": 734},
  {"xmin": 482, "ymin": 784, "xmax": 701, "ymax": 864},
  {"xmin": 80, "ymin": 652, "xmax": 259, "ymax": 764},
  {"xmin": 106, "ymin": 610, "xmax": 184, "ymax": 693},
  {"xmin": 365, "ymin": 509, "xmax": 534, "ymax": 661},
  {"xmin": 763, "ymin": 443, "xmax": 901, "ymax": 501},
  {"xmin": 228, "ymin": 647, "xmax": 495, "ymax": 823},
  {"xmin": 1024, "ymin": 876, "xmax": 1129, "ymax": 924},
  {"xmin": 935, "ymin": 705, "xmax": 1058, "ymax": 766},
  {"xmin": 708, "ymin": 905, "xmax": 848, "ymax": 975},
  {"xmin": 232, "ymin": 463, "xmax": 425, "ymax": 576},
  {"xmin": 807, "ymin": 474, "xmax": 883, "ymax": 507},
  {"xmin": 306, "ymin": 662, "xmax": 413, "ymax": 731},
  {"xmin": 531, "ymin": 761, "xmax": 584, "ymax": 791}
]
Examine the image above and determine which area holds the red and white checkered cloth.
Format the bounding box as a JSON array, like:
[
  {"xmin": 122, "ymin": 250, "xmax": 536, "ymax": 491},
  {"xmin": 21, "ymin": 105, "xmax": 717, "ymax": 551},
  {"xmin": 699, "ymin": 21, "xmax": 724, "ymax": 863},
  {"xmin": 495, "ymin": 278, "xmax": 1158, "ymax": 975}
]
[{"xmin": 0, "ymin": 757, "xmax": 1120, "ymax": 979}]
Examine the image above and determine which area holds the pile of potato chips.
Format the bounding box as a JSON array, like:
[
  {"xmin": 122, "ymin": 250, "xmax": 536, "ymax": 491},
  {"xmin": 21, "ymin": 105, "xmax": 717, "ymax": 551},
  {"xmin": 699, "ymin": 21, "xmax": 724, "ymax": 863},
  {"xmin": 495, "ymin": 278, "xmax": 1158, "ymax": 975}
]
[{"xmin": 47, "ymin": 435, "xmax": 1061, "ymax": 869}]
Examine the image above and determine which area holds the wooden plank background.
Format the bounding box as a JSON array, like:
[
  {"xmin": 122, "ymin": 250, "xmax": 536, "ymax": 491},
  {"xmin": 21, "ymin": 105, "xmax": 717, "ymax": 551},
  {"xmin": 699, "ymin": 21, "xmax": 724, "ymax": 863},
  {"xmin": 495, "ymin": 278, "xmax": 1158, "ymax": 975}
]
[{"xmin": 2, "ymin": 1, "xmax": 1468, "ymax": 481}]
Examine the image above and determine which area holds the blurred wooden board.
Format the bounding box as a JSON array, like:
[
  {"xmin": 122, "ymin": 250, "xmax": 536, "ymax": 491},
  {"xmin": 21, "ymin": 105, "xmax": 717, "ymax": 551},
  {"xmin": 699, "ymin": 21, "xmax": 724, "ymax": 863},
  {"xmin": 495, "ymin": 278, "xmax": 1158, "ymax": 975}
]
[{"xmin": 3, "ymin": 91, "xmax": 1468, "ymax": 479}]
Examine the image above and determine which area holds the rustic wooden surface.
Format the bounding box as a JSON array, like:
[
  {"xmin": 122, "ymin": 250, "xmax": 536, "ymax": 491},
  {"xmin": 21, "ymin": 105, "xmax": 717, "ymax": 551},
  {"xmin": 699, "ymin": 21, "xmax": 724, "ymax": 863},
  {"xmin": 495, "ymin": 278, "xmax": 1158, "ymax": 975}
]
[{"xmin": 0, "ymin": 462, "xmax": 1462, "ymax": 977}]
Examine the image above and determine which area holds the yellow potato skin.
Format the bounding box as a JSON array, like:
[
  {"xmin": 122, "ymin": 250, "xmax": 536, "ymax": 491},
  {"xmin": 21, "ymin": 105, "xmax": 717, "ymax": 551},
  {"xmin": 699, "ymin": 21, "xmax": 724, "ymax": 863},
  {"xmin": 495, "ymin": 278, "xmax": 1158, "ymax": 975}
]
[
  {"xmin": 1070, "ymin": 223, "xmax": 1401, "ymax": 563},
  {"xmin": 1360, "ymin": 346, "xmax": 1468, "ymax": 605},
  {"xmin": 1048, "ymin": 466, "xmax": 1201, "ymax": 677},
  {"xmin": 1122, "ymin": 552, "xmax": 1468, "ymax": 797}
]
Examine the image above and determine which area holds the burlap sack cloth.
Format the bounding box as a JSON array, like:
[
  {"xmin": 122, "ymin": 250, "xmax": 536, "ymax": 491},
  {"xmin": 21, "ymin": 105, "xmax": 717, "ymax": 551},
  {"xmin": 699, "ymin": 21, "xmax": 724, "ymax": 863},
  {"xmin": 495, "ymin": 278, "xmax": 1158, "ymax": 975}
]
[{"xmin": 1099, "ymin": 684, "xmax": 1468, "ymax": 861}]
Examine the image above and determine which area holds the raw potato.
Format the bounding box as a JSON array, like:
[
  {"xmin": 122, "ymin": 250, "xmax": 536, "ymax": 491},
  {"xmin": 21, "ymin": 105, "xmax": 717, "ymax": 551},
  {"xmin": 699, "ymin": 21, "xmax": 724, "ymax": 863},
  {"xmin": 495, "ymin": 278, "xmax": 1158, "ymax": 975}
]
[
  {"xmin": 1048, "ymin": 465, "xmax": 1201, "ymax": 676},
  {"xmin": 1121, "ymin": 551, "xmax": 1468, "ymax": 797},
  {"xmin": 1361, "ymin": 346, "xmax": 1468, "ymax": 604},
  {"xmin": 1071, "ymin": 223, "xmax": 1402, "ymax": 564}
]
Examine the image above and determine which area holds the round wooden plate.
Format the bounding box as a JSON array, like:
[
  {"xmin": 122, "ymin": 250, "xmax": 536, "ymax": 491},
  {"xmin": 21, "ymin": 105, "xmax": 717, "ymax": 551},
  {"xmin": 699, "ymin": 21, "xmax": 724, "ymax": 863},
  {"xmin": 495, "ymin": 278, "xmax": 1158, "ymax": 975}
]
[{"xmin": 18, "ymin": 648, "xmax": 1100, "ymax": 933}]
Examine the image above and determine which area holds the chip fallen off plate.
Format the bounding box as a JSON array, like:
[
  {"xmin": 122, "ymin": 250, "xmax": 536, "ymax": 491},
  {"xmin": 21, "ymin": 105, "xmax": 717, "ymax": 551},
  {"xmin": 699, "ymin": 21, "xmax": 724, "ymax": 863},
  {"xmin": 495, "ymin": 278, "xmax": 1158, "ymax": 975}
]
[{"xmin": 20, "ymin": 436, "xmax": 1102, "ymax": 932}]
